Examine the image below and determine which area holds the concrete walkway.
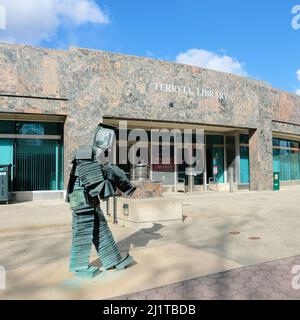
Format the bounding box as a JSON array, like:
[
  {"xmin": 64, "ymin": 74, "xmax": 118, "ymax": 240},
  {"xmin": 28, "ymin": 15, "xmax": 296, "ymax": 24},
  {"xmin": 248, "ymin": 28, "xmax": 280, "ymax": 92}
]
[{"xmin": 0, "ymin": 186, "xmax": 300, "ymax": 299}]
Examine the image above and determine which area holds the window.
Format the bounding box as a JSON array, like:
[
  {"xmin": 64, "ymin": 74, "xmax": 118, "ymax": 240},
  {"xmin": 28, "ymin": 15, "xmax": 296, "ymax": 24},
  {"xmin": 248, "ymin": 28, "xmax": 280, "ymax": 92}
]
[
  {"xmin": 0, "ymin": 121, "xmax": 64, "ymax": 191},
  {"xmin": 272, "ymin": 138, "xmax": 300, "ymax": 181},
  {"xmin": 239, "ymin": 134, "xmax": 250, "ymax": 184}
]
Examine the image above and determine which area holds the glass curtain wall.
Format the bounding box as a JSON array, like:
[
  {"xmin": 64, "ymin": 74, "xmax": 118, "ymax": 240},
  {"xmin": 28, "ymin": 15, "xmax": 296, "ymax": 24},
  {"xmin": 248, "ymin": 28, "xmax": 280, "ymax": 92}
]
[
  {"xmin": 237, "ymin": 135, "xmax": 300, "ymax": 184},
  {"xmin": 273, "ymin": 138, "xmax": 300, "ymax": 181},
  {"xmin": 0, "ymin": 120, "xmax": 64, "ymax": 191}
]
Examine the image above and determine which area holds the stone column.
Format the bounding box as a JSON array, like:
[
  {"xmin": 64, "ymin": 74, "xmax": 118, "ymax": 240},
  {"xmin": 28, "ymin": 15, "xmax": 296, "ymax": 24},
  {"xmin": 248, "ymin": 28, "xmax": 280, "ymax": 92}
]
[
  {"xmin": 63, "ymin": 114, "xmax": 103, "ymax": 189},
  {"xmin": 249, "ymin": 119, "xmax": 273, "ymax": 191}
]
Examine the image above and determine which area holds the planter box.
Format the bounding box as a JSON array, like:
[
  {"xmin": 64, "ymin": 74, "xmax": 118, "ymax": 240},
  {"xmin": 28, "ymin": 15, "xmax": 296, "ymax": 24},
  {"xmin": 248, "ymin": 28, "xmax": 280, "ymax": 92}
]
[{"xmin": 115, "ymin": 197, "xmax": 183, "ymax": 229}]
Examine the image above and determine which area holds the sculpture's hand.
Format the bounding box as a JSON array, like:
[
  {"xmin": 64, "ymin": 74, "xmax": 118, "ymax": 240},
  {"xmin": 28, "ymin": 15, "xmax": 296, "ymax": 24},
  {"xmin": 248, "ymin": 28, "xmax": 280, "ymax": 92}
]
[{"xmin": 109, "ymin": 164, "xmax": 136, "ymax": 196}]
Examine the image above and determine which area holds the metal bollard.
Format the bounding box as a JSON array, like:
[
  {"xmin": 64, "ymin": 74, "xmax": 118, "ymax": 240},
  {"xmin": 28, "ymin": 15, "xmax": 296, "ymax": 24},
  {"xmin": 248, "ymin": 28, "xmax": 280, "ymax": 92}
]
[
  {"xmin": 188, "ymin": 174, "xmax": 193, "ymax": 193},
  {"xmin": 106, "ymin": 198, "xmax": 110, "ymax": 216},
  {"xmin": 113, "ymin": 195, "xmax": 118, "ymax": 224}
]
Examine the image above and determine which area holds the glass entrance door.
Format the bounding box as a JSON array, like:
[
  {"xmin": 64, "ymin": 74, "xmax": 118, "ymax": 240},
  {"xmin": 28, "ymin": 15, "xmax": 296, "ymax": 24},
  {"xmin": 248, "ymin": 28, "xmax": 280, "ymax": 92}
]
[{"xmin": 206, "ymin": 134, "xmax": 225, "ymax": 184}]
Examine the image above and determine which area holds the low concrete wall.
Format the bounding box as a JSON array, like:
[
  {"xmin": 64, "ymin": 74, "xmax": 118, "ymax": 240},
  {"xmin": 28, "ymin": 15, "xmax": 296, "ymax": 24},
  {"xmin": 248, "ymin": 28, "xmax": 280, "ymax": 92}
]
[
  {"xmin": 208, "ymin": 183, "xmax": 239, "ymax": 192},
  {"xmin": 115, "ymin": 197, "xmax": 183, "ymax": 229},
  {"xmin": 280, "ymin": 180, "xmax": 300, "ymax": 187},
  {"xmin": 11, "ymin": 190, "xmax": 65, "ymax": 202}
]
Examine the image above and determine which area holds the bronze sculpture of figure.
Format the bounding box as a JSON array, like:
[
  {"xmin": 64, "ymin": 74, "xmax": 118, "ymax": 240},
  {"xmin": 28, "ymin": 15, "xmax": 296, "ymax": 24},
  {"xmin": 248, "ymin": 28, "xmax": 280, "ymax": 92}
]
[{"xmin": 66, "ymin": 124, "xmax": 135, "ymax": 278}]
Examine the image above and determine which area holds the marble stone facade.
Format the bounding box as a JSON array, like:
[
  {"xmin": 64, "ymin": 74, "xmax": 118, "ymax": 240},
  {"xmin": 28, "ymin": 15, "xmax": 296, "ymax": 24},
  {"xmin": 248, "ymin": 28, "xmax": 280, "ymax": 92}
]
[
  {"xmin": 128, "ymin": 181, "xmax": 163, "ymax": 199},
  {"xmin": 0, "ymin": 43, "xmax": 300, "ymax": 191}
]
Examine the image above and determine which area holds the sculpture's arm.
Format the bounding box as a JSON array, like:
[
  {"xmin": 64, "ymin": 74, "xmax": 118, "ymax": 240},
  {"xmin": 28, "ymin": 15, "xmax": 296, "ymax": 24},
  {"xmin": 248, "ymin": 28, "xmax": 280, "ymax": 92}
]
[
  {"xmin": 65, "ymin": 159, "xmax": 77, "ymax": 202},
  {"xmin": 108, "ymin": 164, "xmax": 136, "ymax": 197}
]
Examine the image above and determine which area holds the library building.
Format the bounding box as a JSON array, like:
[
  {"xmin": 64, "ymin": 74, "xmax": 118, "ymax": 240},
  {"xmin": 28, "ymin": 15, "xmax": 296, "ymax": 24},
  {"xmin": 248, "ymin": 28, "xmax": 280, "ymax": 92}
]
[{"xmin": 0, "ymin": 43, "xmax": 300, "ymax": 201}]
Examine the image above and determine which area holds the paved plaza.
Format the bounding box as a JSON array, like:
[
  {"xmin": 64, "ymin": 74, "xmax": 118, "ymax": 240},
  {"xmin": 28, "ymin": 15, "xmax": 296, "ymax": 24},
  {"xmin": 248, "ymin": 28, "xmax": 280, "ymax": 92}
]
[
  {"xmin": 1, "ymin": 186, "xmax": 300, "ymax": 299},
  {"xmin": 117, "ymin": 255, "xmax": 300, "ymax": 300}
]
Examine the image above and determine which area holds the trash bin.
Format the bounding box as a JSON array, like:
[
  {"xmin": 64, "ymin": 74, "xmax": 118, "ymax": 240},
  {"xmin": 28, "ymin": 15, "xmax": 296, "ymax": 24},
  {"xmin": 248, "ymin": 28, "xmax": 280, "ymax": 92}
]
[
  {"xmin": 0, "ymin": 165, "xmax": 12, "ymax": 204},
  {"xmin": 273, "ymin": 172, "xmax": 280, "ymax": 191}
]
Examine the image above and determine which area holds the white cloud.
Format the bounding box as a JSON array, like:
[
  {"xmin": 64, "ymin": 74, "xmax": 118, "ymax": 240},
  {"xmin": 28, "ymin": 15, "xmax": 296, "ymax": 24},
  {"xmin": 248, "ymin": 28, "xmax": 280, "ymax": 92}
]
[
  {"xmin": 0, "ymin": 0, "xmax": 109, "ymax": 44},
  {"xmin": 297, "ymin": 70, "xmax": 300, "ymax": 82},
  {"xmin": 56, "ymin": 0, "xmax": 109, "ymax": 25},
  {"xmin": 175, "ymin": 48, "xmax": 247, "ymax": 76}
]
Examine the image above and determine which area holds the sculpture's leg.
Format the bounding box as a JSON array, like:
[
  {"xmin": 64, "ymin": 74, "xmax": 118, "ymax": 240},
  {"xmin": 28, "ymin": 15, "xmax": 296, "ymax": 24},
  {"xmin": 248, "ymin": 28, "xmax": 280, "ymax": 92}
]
[
  {"xmin": 69, "ymin": 211, "xmax": 100, "ymax": 278},
  {"xmin": 93, "ymin": 207, "xmax": 134, "ymax": 270}
]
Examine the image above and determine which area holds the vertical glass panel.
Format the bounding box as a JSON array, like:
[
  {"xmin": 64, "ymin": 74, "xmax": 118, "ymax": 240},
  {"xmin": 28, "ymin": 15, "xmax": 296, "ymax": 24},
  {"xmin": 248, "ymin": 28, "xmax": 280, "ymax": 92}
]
[
  {"xmin": 151, "ymin": 145, "xmax": 175, "ymax": 185},
  {"xmin": 273, "ymin": 148, "xmax": 280, "ymax": 173},
  {"xmin": 0, "ymin": 139, "xmax": 14, "ymax": 185},
  {"xmin": 240, "ymin": 146, "xmax": 250, "ymax": 184},
  {"xmin": 291, "ymin": 150, "xmax": 300, "ymax": 180},
  {"xmin": 206, "ymin": 135, "xmax": 225, "ymax": 184},
  {"xmin": 272, "ymin": 138, "xmax": 280, "ymax": 147},
  {"xmin": 194, "ymin": 173, "xmax": 204, "ymax": 185},
  {"xmin": 59, "ymin": 143, "xmax": 64, "ymax": 190},
  {"xmin": 206, "ymin": 144, "xmax": 225, "ymax": 183},
  {"xmin": 212, "ymin": 147, "xmax": 224, "ymax": 183},
  {"xmin": 14, "ymin": 139, "xmax": 63, "ymax": 191},
  {"xmin": 176, "ymin": 147, "xmax": 204, "ymax": 186},
  {"xmin": 0, "ymin": 139, "xmax": 13, "ymax": 165},
  {"xmin": 280, "ymin": 149, "xmax": 291, "ymax": 181}
]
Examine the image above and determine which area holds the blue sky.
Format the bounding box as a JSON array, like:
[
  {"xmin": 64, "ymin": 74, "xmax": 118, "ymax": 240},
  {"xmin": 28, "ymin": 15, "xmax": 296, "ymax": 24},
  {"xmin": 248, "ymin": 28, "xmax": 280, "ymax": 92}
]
[{"xmin": 0, "ymin": 0, "xmax": 300, "ymax": 94}]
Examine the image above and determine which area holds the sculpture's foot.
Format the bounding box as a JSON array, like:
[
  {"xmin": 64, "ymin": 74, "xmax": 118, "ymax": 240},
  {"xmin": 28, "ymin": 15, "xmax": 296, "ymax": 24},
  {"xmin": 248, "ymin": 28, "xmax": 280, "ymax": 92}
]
[
  {"xmin": 115, "ymin": 254, "xmax": 135, "ymax": 271},
  {"xmin": 73, "ymin": 266, "xmax": 101, "ymax": 279}
]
